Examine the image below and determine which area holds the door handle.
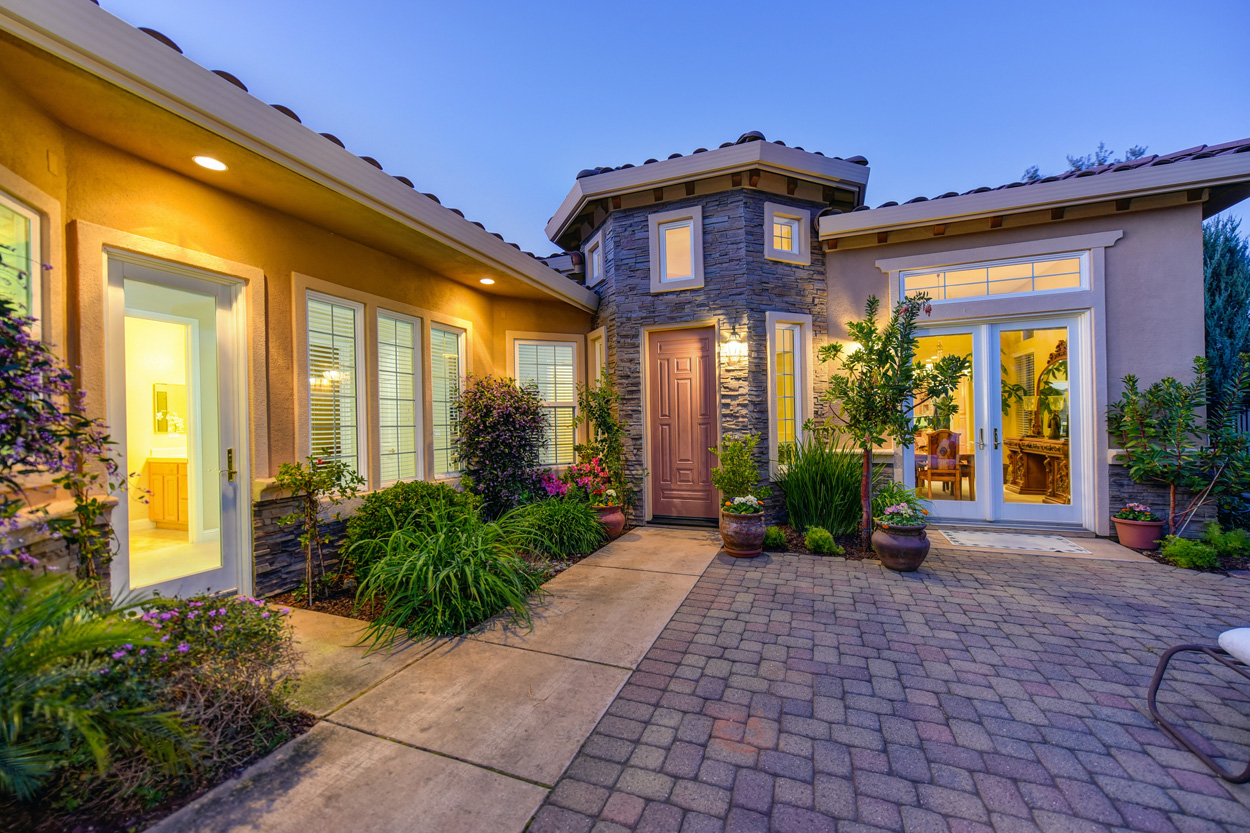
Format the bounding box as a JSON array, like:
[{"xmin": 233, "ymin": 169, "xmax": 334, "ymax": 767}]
[
  {"xmin": 978, "ymin": 429, "xmax": 986, "ymax": 450},
  {"xmin": 993, "ymin": 428, "xmax": 1000, "ymax": 450},
  {"xmin": 224, "ymin": 447, "xmax": 237, "ymax": 482}
]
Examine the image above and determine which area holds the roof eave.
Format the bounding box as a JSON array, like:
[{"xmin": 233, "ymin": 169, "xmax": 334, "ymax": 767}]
[
  {"xmin": 0, "ymin": 0, "xmax": 599, "ymax": 312},
  {"xmin": 547, "ymin": 142, "xmax": 871, "ymax": 244},
  {"xmin": 818, "ymin": 153, "xmax": 1250, "ymax": 240}
]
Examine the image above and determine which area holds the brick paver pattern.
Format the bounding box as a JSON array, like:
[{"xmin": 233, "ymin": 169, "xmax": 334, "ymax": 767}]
[{"xmin": 530, "ymin": 547, "xmax": 1250, "ymax": 833}]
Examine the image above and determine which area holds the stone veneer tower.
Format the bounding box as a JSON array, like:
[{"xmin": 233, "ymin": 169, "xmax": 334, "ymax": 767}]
[{"xmin": 547, "ymin": 132, "xmax": 871, "ymax": 522}]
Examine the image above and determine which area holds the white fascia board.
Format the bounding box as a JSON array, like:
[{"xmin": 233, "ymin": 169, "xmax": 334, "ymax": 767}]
[
  {"xmin": 0, "ymin": 0, "xmax": 599, "ymax": 312},
  {"xmin": 546, "ymin": 142, "xmax": 871, "ymax": 243},
  {"xmin": 818, "ymin": 153, "xmax": 1250, "ymax": 240}
]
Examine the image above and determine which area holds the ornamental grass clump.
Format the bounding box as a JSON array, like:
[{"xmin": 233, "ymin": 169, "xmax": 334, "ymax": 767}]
[
  {"xmin": 497, "ymin": 496, "xmax": 605, "ymax": 560},
  {"xmin": 354, "ymin": 502, "xmax": 544, "ymax": 650},
  {"xmin": 454, "ymin": 375, "xmax": 548, "ymax": 516},
  {"xmin": 344, "ymin": 479, "xmax": 482, "ymax": 579},
  {"xmin": 775, "ymin": 430, "xmax": 868, "ymax": 536}
]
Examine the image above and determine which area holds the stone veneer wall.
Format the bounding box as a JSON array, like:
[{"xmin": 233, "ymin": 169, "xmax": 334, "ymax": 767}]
[
  {"xmin": 1108, "ymin": 462, "xmax": 1213, "ymax": 540},
  {"xmin": 252, "ymin": 495, "xmax": 349, "ymax": 597},
  {"xmin": 592, "ymin": 188, "xmax": 829, "ymax": 524}
]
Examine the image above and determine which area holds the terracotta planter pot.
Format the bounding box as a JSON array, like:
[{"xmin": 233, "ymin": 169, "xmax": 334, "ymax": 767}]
[
  {"xmin": 1113, "ymin": 517, "xmax": 1164, "ymax": 550},
  {"xmin": 872, "ymin": 525, "xmax": 931, "ymax": 572},
  {"xmin": 720, "ymin": 510, "xmax": 765, "ymax": 558},
  {"xmin": 594, "ymin": 504, "xmax": 626, "ymax": 540}
]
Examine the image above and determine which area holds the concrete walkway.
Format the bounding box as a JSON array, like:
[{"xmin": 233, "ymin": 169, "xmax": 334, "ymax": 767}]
[{"xmin": 148, "ymin": 526, "xmax": 723, "ymax": 833}]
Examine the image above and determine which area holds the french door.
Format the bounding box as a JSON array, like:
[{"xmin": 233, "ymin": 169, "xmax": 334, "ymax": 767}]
[
  {"xmin": 106, "ymin": 255, "xmax": 249, "ymax": 598},
  {"xmin": 902, "ymin": 314, "xmax": 1087, "ymax": 528}
]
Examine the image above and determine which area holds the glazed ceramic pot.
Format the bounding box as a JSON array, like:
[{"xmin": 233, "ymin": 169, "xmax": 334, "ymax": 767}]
[
  {"xmin": 871, "ymin": 525, "xmax": 930, "ymax": 572},
  {"xmin": 1112, "ymin": 517, "xmax": 1164, "ymax": 550},
  {"xmin": 720, "ymin": 510, "xmax": 765, "ymax": 558},
  {"xmin": 594, "ymin": 504, "xmax": 626, "ymax": 540}
]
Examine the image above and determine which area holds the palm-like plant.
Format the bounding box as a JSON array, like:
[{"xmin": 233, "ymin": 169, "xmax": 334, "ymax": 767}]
[{"xmin": 0, "ymin": 568, "xmax": 191, "ymax": 800}]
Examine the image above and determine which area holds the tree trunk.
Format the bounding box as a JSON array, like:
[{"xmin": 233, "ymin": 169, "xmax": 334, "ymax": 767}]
[
  {"xmin": 1169, "ymin": 483, "xmax": 1177, "ymax": 538},
  {"xmin": 861, "ymin": 445, "xmax": 873, "ymax": 549}
]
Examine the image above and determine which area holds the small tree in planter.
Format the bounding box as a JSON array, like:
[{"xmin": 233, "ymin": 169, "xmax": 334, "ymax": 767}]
[
  {"xmin": 1106, "ymin": 355, "xmax": 1250, "ymax": 537},
  {"xmin": 274, "ymin": 456, "xmax": 365, "ymax": 603},
  {"xmin": 574, "ymin": 367, "xmax": 634, "ymax": 509},
  {"xmin": 816, "ymin": 295, "xmax": 969, "ymax": 548},
  {"xmin": 454, "ymin": 375, "xmax": 548, "ymax": 516},
  {"xmin": 710, "ymin": 433, "xmax": 771, "ymax": 558}
]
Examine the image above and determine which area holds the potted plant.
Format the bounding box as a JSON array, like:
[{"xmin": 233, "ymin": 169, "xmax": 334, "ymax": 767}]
[
  {"xmin": 1111, "ymin": 502, "xmax": 1165, "ymax": 550},
  {"xmin": 710, "ymin": 433, "xmax": 771, "ymax": 557},
  {"xmin": 592, "ymin": 488, "xmax": 626, "ymax": 540},
  {"xmin": 871, "ymin": 502, "xmax": 931, "ymax": 571},
  {"xmin": 566, "ymin": 458, "xmax": 625, "ymax": 540}
]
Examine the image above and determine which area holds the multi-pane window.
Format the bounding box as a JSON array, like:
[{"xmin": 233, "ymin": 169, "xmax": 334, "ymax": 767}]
[
  {"xmin": 774, "ymin": 323, "xmax": 802, "ymax": 464},
  {"xmin": 516, "ymin": 341, "xmax": 576, "ymax": 466},
  {"xmin": 378, "ymin": 313, "xmax": 420, "ymax": 484},
  {"xmin": 431, "ymin": 325, "xmax": 464, "ymax": 477},
  {"xmin": 903, "ymin": 254, "xmax": 1084, "ymax": 302},
  {"xmin": 0, "ymin": 191, "xmax": 40, "ymax": 325},
  {"xmin": 307, "ymin": 295, "xmax": 363, "ymax": 474},
  {"xmin": 772, "ymin": 218, "xmax": 798, "ymax": 253},
  {"xmin": 659, "ymin": 219, "xmax": 694, "ymax": 282}
]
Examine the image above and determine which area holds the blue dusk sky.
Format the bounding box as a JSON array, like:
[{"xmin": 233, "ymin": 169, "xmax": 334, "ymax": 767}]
[{"xmin": 100, "ymin": 0, "xmax": 1250, "ymax": 254}]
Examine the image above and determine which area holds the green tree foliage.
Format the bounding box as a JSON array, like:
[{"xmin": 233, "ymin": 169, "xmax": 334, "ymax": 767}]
[
  {"xmin": 710, "ymin": 433, "xmax": 771, "ymax": 501},
  {"xmin": 816, "ymin": 296, "xmax": 969, "ymax": 545},
  {"xmin": 1022, "ymin": 142, "xmax": 1148, "ymax": 182},
  {"xmin": 1204, "ymin": 215, "xmax": 1250, "ymax": 409},
  {"xmin": 274, "ymin": 456, "xmax": 365, "ymax": 602},
  {"xmin": 574, "ymin": 368, "xmax": 633, "ymax": 506}
]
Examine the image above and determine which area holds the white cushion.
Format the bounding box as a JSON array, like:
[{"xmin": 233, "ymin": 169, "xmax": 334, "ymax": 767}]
[{"xmin": 1218, "ymin": 628, "xmax": 1250, "ymax": 665}]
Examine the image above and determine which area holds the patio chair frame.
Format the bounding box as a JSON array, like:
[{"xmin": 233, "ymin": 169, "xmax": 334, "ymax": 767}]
[{"xmin": 1147, "ymin": 643, "xmax": 1250, "ymax": 784}]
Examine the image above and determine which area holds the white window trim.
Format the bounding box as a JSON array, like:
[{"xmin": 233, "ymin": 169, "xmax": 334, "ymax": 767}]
[
  {"xmin": 764, "ymin": 202, "xmax": 811, "ymax": 266},
  {"xmin": 0, "ymin": 188, "xmax": 43, "ymax": 336},
  {"xmin": 899, "ymin": 250, "xmax": 1090, "ymax": 306},
  {"xmin": 649, "ymin": 205, "xmax": 704, "ymax": 292},
  {"xmin": 766, "ymin": 311, "xmax": 815, "ymax": 476},
  {"xmin": 376, "ymin": 308, "xmax": 424, "ymax": 486},
  {"xmin": 585, "ymin": 229, "xmax": 605, "ymax": 288},
  {"xmin": 305, "ymin": 289, "xmax": 368, "ymax": 477},
  {"xmin": 430, "ymin": 322, "xmax": 467, "ymax": 480},
  {"xmin": 587, "ymin": 325, "xmax": 606, "ymax": 387}
]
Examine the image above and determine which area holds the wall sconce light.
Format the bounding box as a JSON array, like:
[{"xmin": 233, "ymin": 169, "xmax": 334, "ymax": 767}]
[{"xmin": 723, "ymin": 334, "xmax": 748, "ymax": 361}]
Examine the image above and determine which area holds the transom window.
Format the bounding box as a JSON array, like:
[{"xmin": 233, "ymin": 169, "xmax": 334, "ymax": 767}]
[
  {"xmin": 515, "ymin": 340, "xmax": 577, "ymax": 466},
  {"xmin": 431, "ymin": 325, "xmax": 465, "ymax": 478},
  {"xmin": 377, "ymin": 312, "xmax": 421, "ymax": 484},
  {"xmin": 307, "ymin": 294, "xmax": 364, "ymax": 474},
  {"xmin": 903, "ymin": 253, "xmax": 1086, "ymax": 302},
  {"xmin": 0, "ymin": 190, "xmax": 40, "ymax": 325},
  {"xmin": 773, "ymin": 218, "xmax": 798, "ymax": 253}
]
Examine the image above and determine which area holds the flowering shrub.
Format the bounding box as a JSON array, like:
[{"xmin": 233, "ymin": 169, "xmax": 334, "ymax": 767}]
[
  {"xmin": 454, "ymin": 375, "xmax": 548, "ymax": 515},
  {"xmin": 565, "ymin": 457, "xmax": 614, "ymax": 504},
  {"xmin": 722, "ymin": 495, "xmax": 763, "ymax": 515},
  {"xmin": 0, "ymin": 300, "xmax": 120, "ymax": 580},
  {"xmin": 540, "ymin": 471, "xmax": 568, "ymax": 498},
  {"xmin": 574, "ymin": 369, "xmax": 634, "ymax": 507},
  {"xmin": 1113, "ymin": 502, "xmax": 1160, "ymax": 522},
  {"xmin": 875, "ymin": 502, "xmax": 928, "ymax": 528}
]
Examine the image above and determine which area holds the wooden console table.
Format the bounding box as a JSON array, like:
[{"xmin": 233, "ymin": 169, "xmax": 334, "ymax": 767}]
[{"xmin": 1003, "ymin": 437, "xmax": 1070, "ymax": 504}]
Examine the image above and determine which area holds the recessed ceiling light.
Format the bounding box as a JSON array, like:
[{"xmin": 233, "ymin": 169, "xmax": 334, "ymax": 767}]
[
  {"xmin": 479, "ymin": 278, "xmax": 496, "ymax": 285},
  {"xmin": 193, "ymin": 155, "xmax": 228, "ymax": 171}
]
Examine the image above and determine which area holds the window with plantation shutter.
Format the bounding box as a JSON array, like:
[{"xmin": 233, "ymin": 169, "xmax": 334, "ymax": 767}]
[
  {"xmin": 378, "ymin": 312, "xmax": 421, "ymax": 484},
  {"xmin": 307, "ymin": 294, "xmax": 364, "ymax": 474},
  {"xmin": 431, "ymin": 325, "xmax": 464, "ymax": 477},
  {"xmin": 0, "ymin": 190, "xmax": 40, "ymax": 328},
  {"xmin": 515, "ymin": 340, "xmax": 577, "ymax": 466}
]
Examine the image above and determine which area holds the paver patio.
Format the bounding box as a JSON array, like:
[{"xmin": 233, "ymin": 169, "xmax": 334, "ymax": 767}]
[{"xmin": 531, "ymin": 543, "xmax": 1250, "ymax": 833}]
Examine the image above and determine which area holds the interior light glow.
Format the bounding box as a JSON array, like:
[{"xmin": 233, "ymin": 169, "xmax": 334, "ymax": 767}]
[
  {"xmin": 193, "ymin": 156, "xmax": 228, "ymax": 171},
  {"xmin": 479, "ymin": 278, "xmax": 496, "ymax": 285}
]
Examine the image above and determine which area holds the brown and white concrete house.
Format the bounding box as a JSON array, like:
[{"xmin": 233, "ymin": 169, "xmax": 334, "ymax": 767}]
[{"xmin": 4, "ymin": 0, "xmax": 1250, "ymax": 599}]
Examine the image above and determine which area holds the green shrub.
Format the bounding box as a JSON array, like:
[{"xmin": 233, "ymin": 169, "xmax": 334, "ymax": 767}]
[
  {"xmin": 354, "ymin": 503, "xmax": 544, "ymax": 649},
  {"xmin": 804, "ymin": 526, "xmax": 844, "ymax": 555},
  {"xmin": 0, "ymin": 567, "xmax": 192, "ymax": 802},
  {"xmin": 763, "ymin": 526, "xmax": 787, "ymax": 550},
  {"xmin": 1202, "ymin": 522, "xmax": 1250, "ymax": 559},
  {"xmin": 872, "ymin": 481, "xmax": 928, "ymax": 519},
  {"xmin": 345, "ymin": 480, "xmax": 482, "ymax": 577},
  {"xmin": 1160, "ymin": 535, "xmax": 1220, "ymax": 570},
  {"xmin": 776, "ymin": 432, "xmax": 873, "ymax": 536},
  {"xmin": 710, "ymin": 433, "xmax": 771, "ymax": 500},
  {"xmin": 498, "ymin": 496, "xmax": 606, "ymax": 559}
]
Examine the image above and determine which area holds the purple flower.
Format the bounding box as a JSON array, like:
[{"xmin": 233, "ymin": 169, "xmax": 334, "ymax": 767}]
[
  {"xmin": 111, "ymin": 650, "xmax": 126, "ymax": 659},
  {"xmin": 177, "ymin": 642, "xmax": 190, "ymax": 653},
  {"xmin": 261, "ymin": 611, "xmax": 271, "ymax": 618}
]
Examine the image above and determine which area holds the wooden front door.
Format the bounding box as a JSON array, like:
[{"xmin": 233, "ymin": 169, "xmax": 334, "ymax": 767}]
[{"xmin": 649, "ymin": 327, "xmax": 719, "ymax": 519}]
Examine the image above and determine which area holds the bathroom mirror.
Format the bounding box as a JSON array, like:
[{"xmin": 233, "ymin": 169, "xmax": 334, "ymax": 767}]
[{"xmin": 153, "ymin": 383, "xmax": 189, "ymax": 434}]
